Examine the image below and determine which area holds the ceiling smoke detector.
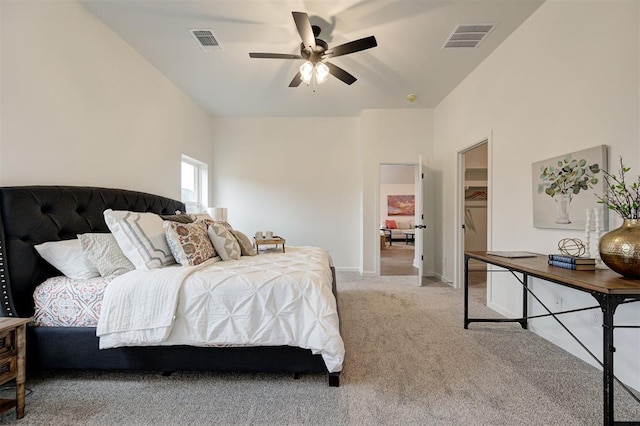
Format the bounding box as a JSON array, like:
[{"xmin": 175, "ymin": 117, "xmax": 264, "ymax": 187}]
[{"xmin": 442, "ymin": 23, "xmax": 496, "ymax": 49}]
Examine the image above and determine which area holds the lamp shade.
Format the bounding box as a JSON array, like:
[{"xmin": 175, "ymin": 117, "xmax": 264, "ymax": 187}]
[
  {"xmin": 207, "ymin": 207, "xmax": 227, "ymax": 221},
  {"xmin": 299, "ymin": 61, "xmax": 313, "ymax": 84},
  {"xmin": 316, "ymin": 62, "xmax": 329, "ymax": 84}
]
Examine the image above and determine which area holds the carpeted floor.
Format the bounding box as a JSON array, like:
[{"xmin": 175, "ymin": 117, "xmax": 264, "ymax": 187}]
[
  {"xmin": 380, "ymin": 243, "xmax": 417, "ymax": 276},
  {"xmin": 0, "ymin": 273, "xmax": 638, "ymax": 425}
]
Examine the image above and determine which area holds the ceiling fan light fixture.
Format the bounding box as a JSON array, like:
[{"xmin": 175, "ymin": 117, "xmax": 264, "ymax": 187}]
[
  {"xmin": 316, "ymin": 62, "xmax": 330, "ymax": 84},
  {"xmin": 300, "ymin": 61, "xmax": 314, "ymax": 84},
  {"xmin": 249, "ymin": 11, "xmax": 377, "ymax": 87}
]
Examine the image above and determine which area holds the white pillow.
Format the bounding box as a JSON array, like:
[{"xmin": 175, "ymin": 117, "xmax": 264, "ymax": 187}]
[
  {"xmin": 34, "ymin": 239, "xmax": 100, "ymax": 280},
  {"xmin": 207, "ymin": 223, "xmax": 241, "ymax": 261},
  {"xmin": 103, "ymin": 209, "xmax": 176, "ymax": 270},
  {"xmin": 78, "ymin": 233, "xmax": 135, "ymax": 277},
  {"xmin": 396, "ymin": 220, "xmax": 411, "ymax": 230}
]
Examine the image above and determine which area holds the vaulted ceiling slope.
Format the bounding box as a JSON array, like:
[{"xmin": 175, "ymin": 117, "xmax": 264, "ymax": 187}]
[{"xmin": 82, "ymin": 0, "xmax": 544, "ymax": 117}]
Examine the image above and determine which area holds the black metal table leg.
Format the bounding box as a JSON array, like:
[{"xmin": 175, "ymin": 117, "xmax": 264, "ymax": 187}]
[
  {"xmin": 591, "ymin": 293, "xmax": 627, "ymax": 426},
  {"xmin": 602, "ymin": 295, "xmax": 616, "ymax": 425},
  {"xmin": 464, "ymin": 254, "xmax": 470, "ymax": 329},
  {"xmin": 520, "ymin": 272, "xmax": 529, "ymax": 329}
]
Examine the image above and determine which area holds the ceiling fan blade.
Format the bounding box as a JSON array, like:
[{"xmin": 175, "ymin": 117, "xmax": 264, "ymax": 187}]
[
  {"xmin": 288, "ymin": 72, "xmax": 303, "ymax": 87},
  {"xmin": 292, "ymin": 11, "xmax": 316, "ymax": 51},
  {"xmin": 249, "ymin": 53, "xmax": 303, "ymax": 59},
  {"xmin": 324, "ymin": 36, "xmax": 377, "ymax": 58},
  {"xmin": 325, "ymin": 62, "xmax": 357, "ymax": 85}
]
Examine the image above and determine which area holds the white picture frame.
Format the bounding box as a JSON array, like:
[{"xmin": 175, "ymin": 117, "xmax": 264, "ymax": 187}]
[{"xmin": 532, "ymin": 145, "xmax": 608, "ymax": 230}]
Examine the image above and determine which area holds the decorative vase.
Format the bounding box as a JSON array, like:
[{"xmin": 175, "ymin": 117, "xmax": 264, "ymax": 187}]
[
  {"xmin": 555, "ymin": 193, "xmax": 571, "ymax": 224},
  {"xmin": 598, "ymin": 219, "xmax": 640, "ymax": 278}
]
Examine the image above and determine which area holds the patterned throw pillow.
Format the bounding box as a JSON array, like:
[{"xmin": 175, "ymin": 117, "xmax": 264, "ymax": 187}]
[
  {"xmin": 231, "ymin": 230, "xmax": 256, "ymax": 256},
  {"xmin": 207, "ymin": 223, "xmax": 241, "ymax": 261},
  {"xmin": 164, "ymin": 221, "xmax": 216, "ymax": 266},
  {"xmin": 385, "ymin": 219, "xmax": 398, "ymax": 229},
  {"xmin": 103, "ymin": 209, "xmax": 176, "ymax": 270},
  {"xmin": 188, "ymin": 213, "xmax": 233, "ymax": 231},
  {"xmin": 189, "ymin": 212, "xmax": 215, "ymax": 227},
  {"xmin": 78, "ymin": 233, "xmax": 135, "ymax": 277}
]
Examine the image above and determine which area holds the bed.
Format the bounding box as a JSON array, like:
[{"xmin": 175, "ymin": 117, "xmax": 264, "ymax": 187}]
[{"xmin": 0, "ymin": 186, "xmax": 342, "ymax": 386}]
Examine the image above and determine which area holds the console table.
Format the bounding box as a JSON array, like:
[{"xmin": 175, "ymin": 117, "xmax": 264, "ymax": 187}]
[{"xmin": 464, "ymin": 251, "xmax": 640, "ymax": 426}]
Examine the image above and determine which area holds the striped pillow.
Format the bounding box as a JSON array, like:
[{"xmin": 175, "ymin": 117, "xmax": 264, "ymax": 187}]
[{"xmin": 104, "ymin": 209, "xmax": 176, "ymax": 270}]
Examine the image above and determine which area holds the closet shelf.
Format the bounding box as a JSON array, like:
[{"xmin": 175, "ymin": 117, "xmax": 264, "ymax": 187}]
[{"xmin": 465, "ymin": 180, "xmax": 487, "ymax": 188}]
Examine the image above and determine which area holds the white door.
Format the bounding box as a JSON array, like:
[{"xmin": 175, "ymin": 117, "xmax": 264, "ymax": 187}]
[{"xmin": 414, "ymin": 156, "xmax": 425, "ymax": 286}]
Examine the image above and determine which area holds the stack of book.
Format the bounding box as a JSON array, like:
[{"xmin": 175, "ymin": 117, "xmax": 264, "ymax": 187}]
[{"xmin": 548, "ymin": 254, "xmax": 596, "ymax": 270}]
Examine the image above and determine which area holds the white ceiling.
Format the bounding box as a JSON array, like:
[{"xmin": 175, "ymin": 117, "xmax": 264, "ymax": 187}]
[{"xmin": 82, "ymin": 0, "xmax": 544, "ymax": 117}]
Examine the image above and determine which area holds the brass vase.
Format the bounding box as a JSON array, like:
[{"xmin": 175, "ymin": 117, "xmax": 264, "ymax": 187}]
[{"xmin": 599, "ymin": 219, "xmax": 640, "ymax": 278}]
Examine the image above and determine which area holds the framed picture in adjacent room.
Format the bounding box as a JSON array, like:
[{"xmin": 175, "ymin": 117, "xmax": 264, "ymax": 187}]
[{"xmin": 387, "ymin": 195, "xmax": 415, "ymax": 216}]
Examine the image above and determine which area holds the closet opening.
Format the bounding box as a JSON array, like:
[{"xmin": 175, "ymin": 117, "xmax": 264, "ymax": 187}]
[{"xmin": 456, "ymin": 140, "xmax": 490, "ymax": 302}]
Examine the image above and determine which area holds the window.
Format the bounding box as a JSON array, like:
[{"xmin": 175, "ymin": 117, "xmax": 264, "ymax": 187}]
[{"xmin": 181, "ymin": 155, "xmax": 208, "ymax": 213}]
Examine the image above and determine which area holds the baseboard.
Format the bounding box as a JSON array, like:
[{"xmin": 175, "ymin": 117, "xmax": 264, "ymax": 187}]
[
  {"xmin": 334, "ymin": 266, "xmax": 359, "ymax": 273},
  {"xmin": 486, "ymin": 300, "xmax": 519, "ymax": 319},
  {"xmin": 432, "ymin": 272, "xmax": 453, "ymax": 285}
]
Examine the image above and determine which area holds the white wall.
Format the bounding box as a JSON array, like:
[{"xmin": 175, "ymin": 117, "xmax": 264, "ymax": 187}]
[
  {"xmin": 211, "ymin": 111, "xmax": 434, "ymax": 273},
  {"xmin": 0, "ymin": 1, "xmax": 214, "ymax": 200},
  {"xmin": 210, "ymin": 117, "xmax": 360, "ymax": 270},
  {"xmin": 434, "ymin": 0, "xmax": 639, "ymax": 390},
  {"xmin": 362, "ymin": 108, "xmax": 435, "ymax": 276}
]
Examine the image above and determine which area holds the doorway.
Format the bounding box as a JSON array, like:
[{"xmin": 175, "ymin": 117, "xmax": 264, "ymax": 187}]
[
  {"xmin": 462, "ymin": 143, "xmax": 488, "ymax": 300},
  {"xmin": 455, "ymin": 139, "xmax": 490, "ymax": 304},
  {"xmin": 379, "ymin": 164, "xmax": 418, "ymax": 276}
]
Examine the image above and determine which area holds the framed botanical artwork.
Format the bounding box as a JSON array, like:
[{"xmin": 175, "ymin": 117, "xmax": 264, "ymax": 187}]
[
  {"xmin": 532, "ymin": 145, "xmax": 608, "ymax": 230},
  {"xmin": 387, "ymin": 195, "xmax": 415, "ymax": 216}
]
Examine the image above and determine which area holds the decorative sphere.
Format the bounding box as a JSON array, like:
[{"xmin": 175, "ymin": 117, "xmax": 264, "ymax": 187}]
[{"xmin": 557, "ymin": 238, "xmax": 586, "ymax": 257}]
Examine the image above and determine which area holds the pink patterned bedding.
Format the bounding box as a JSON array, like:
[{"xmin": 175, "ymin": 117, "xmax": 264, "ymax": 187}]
[{"xmin": 33, "ymin": 276, "xmax": 114, "ymax": 327}]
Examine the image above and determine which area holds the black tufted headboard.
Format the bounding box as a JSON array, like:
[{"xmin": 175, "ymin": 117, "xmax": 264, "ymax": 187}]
[{"xmin": 0, "ymin": 186, "xmax": 185, "ymax": 318}]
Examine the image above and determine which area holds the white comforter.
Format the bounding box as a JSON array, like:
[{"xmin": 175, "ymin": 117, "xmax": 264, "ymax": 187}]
[{"xmin": 97, "ymin": 247, "xmax": 344, "ymax": 372}]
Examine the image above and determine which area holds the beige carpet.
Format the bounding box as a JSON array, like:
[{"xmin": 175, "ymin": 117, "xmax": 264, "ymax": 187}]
[
  {"xmin": 380, "ymin": 243, "xmax": 417, "ymax": 276},
  {"xmin": 0, "ymin": 273, "xmax": 638, "ymax": 425}
]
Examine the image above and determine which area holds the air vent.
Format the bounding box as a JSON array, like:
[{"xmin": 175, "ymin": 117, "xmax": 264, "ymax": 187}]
[
  {"xmin": 190, "ymin": 29, "xmax": 222, "ymax": 51},
  {"xmin": 443, "ymin": 23, "xmax": 496, "ymax": 48}
]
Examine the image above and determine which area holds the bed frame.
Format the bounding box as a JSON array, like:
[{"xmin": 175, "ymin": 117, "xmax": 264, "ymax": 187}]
[{"xmin": 0, "ymin": 186, "xmax": 339, "ymax": 386}]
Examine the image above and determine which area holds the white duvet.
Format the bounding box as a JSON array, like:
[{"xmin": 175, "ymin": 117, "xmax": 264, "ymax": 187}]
[{"xmin": 97, "ymin": 247, "xmax": 344, "ymax": 373}]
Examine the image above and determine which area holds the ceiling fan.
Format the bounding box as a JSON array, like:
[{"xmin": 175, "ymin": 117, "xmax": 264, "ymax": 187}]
[{"xmin": 249, "ymin": 11, "xmax": 377, "ymax": 87}]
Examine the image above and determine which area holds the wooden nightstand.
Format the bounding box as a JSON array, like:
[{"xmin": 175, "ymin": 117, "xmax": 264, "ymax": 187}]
[
  {"xmin": 0, "ymin": 318, "xmax": 31, "ymax": 419},
  {"xmin": 254, "ymin": 237, "xmax": 286, "ymax": 253}
]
